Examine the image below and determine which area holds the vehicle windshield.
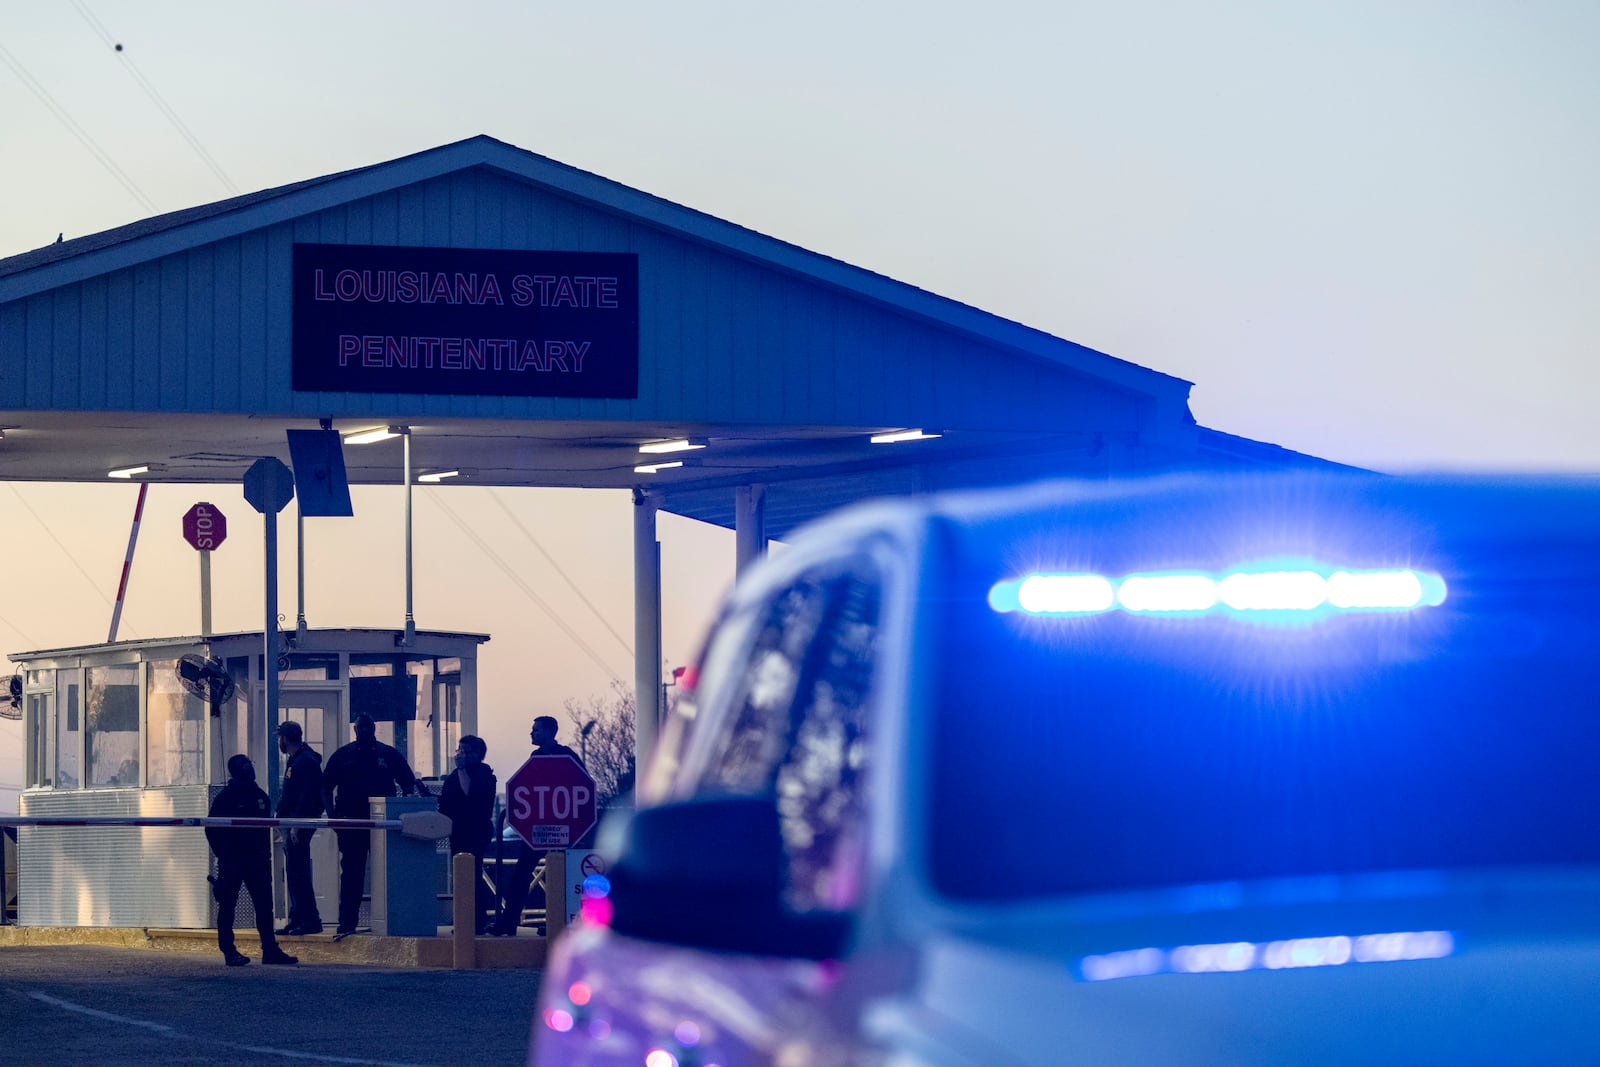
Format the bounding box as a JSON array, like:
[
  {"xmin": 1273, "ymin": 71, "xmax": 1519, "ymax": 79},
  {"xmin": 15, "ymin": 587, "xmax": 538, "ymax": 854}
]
[{"xmin": 927, "ymin": 478, "xmax": 1600, "ymax": 901}]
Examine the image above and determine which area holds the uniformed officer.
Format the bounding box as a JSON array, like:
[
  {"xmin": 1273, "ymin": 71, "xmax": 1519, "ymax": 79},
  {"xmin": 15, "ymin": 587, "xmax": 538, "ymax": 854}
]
[
  {"xmin": 275, "ymin": 720, "xmax": 325, "ymax": 936},
  {"xmin": 206, "ymin": 754, "xmax": 299, "ymax": 967},
  {"xmin": 320, "ymin": 713, "xmax": 428, "ymax": 940},
  {"xmin": 437, "ymin": 734, "xmax": 497, "ymax": 934}
]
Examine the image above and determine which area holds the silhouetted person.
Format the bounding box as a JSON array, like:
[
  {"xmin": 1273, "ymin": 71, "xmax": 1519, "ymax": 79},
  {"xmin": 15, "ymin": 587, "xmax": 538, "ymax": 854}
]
[
  {"xmin": 437, "ymin": 734, "xmax": 497, "ymax": 934},
  {"xmin": 275, "ymin": 719, "xmax": 325, "ymax": 936},
  {"xmin": 320, "ymin": 713, "xmax": 425, "ymax": 941},
  {"xmin": 207, "ymin": 754, "xmax": 298, "ymax": 967},
  {"xmin": 490, "ymin": 716, "xmax": 586, "ymax": 936}
]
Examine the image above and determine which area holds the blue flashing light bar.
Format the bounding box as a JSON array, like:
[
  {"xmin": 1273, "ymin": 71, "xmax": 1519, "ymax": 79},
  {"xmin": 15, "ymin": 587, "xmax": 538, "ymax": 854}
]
[
  {"xmin": 990, "ymin": 568, "xmax": 1446, "ymax": 618},
  {"xmin": 1076, "ymin": 929, "xmax": 1455, "ymax": 982}
]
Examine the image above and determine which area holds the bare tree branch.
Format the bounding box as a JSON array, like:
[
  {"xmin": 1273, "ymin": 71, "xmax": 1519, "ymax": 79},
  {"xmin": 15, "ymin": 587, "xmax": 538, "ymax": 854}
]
[{"xmin": 562, "ymin": 679, "xmax": 637, "ymax": 808}]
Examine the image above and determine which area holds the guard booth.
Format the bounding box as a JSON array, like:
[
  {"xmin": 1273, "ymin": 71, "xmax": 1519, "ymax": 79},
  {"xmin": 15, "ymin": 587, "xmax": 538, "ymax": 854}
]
[{"xmin": 9, "ymin": 627, "xmax": 485, "ymax": 929}]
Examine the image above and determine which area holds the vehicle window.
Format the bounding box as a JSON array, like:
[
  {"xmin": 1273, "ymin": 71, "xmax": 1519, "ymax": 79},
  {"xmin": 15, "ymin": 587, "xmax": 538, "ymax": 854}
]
[{"xmin": 696, "ymin": 560, "xmax": 881, "ymax": 913}]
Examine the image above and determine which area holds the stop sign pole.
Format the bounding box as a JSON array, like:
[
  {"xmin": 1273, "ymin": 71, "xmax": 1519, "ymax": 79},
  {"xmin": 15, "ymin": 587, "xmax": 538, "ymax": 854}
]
[{"xmin": 182, "ymin": 502, "xmax": 228, "ymax": 637}]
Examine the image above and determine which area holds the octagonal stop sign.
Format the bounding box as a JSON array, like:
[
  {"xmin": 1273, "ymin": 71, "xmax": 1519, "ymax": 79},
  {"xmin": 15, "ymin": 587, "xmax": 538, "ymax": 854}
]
[
  {"xmin": 182, "ymin": 502, "xmax": 227, "ymax": 551},
  {"xmin": 505, "ymin": 754, "xmax": 598, "ymax": 849}
]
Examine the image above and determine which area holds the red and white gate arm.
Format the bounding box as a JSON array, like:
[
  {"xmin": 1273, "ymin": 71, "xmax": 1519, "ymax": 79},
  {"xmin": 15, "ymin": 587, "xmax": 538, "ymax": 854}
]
[{"xmin": 0, "ymin": 812, "xmax": 452, "ymax": 841}]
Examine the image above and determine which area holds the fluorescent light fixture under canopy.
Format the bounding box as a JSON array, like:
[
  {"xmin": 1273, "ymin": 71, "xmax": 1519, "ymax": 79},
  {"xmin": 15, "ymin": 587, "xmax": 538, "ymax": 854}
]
[
  {"xmin": 870, "ymin": 429, "xmax": 941, "ymax": 444},
  {"xmin": 638, "ymin": 438, "xmax": 707, "ymax": 454},
  {"xmin": 635, "ymin": 461, "xmax": 685, "ymax": 474},
  {"xmin": 107, "ymin": 465, "xmax": 150, "ymax": 479},
  {"xmin": 343, "ymin": 426, "xmax": 404, "ymax": 445},
  {"xmin": 417, "ymin": 470, "xmax": 461, "ymax": 483}
]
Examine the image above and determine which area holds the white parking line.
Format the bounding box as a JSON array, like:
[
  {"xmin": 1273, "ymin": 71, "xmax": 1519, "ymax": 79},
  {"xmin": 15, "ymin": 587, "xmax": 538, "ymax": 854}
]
[
  {"xmin": 27, "ymin": 993, "xmax": 178, "ymax": 1036},
  {"xmin": 27, "ymin": 992, "xmax": 440, "ymax": 1067}
]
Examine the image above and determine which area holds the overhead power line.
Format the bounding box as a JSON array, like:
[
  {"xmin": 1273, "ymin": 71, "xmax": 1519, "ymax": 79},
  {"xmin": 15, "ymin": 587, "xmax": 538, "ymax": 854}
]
[
  {"xmin": 425, "ymin": 493, "xmax": 627, "ymax": 687},
  {"xmin": 4, "ymin": 485, "xmax": 141, "ymax": 641},
  {"xmin": 71, "ymin": 0, "xmax": 240, "ymax": 196},
  {"xmin": 487, "ymin": 488, "xmax": 633, "ymax": 658},
  {"xmin": 0, "ymin": 610, "xmax": 36, "ymax": 648},
  {"xmin": 0, "ymin": 41, "xmax": 156, "ymax": 213}
]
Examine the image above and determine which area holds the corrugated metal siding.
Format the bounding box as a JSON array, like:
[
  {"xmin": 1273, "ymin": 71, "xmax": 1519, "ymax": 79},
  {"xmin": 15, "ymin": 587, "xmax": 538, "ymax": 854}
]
[
  {"xmin": 17, "ymin": 787, "xmax": 214, "ymax": 928},
  {"xmin": 2, "ymin": 169, "xmax": 1144, "ymax": 434}
]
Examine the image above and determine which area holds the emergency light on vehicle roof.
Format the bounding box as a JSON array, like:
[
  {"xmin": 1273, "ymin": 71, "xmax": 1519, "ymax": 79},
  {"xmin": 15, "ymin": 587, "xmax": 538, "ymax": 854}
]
[
  {"xmin": 1074, "ymin": 929, "xmax": 1456, "ymax": 982},
  {"xmin": 988, "ymin": 568, "xmax": 1446, "ymax": 616}
]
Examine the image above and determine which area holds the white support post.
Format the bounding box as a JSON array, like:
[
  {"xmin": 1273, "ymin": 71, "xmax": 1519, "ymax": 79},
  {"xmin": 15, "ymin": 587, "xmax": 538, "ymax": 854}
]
[
  {"xmin": 402, "ymin": 428, "xmax": 416, "ymax": 646},
  {"xmin": 633, "ymin": 490, "xmax": 661, "ymax": 769},
  {"xmin": 736, "ymin": 483, "xmax": 767, "ymax": 578}
]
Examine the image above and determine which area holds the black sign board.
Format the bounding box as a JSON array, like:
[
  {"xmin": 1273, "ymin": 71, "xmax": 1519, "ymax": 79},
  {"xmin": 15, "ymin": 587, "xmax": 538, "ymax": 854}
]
[
  {"xmin": 292, "ymin": 243, "xmax": 639, "ymax": 399},
  {"xmin": 350, "ymin": 675, "xmax": 419, "ymax": 723}
]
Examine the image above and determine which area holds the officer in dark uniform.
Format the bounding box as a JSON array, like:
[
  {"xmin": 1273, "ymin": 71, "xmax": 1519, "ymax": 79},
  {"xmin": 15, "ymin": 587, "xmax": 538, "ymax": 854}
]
[
  {"xmin": 489, "ymin": 716, "xmax": 586, "ymax": 936},
  {"xmin": 437, "ymin": 734, "xmax": 497, "ymax": 934},
  {"xmin": 275, "ymin": 720, "xmax": 325, "ymax": 936},
  {"xmin": 320, "ymin": 713, "xmax": 427, "ymax": 940},
  {"xmin": 206, "ymin": 754, "xmax": 298, "ymax": 967}
]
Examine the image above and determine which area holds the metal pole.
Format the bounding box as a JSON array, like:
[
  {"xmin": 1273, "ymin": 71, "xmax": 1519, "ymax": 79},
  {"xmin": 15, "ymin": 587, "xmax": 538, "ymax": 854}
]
[
  {"xmin": 632, "ymin": 489, "xmax": 661, "ymax": 769},
  {"xmin": 735, "ymin": 483, "xmax": 767, "ymax": 578},
  {"xmin": 199, "ymin": 549, "xmax": 212, "ymax": 637},
  {"xmin": 264, "ymin": 505, "xmax": 282, "ymax": 808},
  {"xmin": 107, "ymin": 482, "xmax": 148, "ymax": 642},
  {"xmin": 296, "ymin": 503, "xmax": 307, "ymax": 638},
  {"xmin": 403, "ymin": 428, "xmax": 415, "ymax": 646},
  {"xmin": 0, "ymin": 814, "xmax": 445, "ymax": 837}
]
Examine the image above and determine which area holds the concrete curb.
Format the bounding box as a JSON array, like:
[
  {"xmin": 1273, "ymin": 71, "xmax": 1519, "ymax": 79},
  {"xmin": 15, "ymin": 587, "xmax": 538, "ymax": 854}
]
[{"xmin": 0, "ymin": 924, "xmax": 548, "ymax": 970}]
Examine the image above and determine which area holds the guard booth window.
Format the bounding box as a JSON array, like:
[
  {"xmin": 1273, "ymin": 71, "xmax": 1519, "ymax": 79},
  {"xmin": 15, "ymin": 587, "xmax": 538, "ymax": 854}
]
[
  {"xmin": 56, "ymin": 673, "xmax": 81, "ymax": 789},
  {"xmin": 85, "ymin": 664, "xmax": 140, "ymax": 788},
  {"xmin": 24, "ymin": 691, "xmax": 49, "ymax": 788},
  {"xmin": 146, "ymin": 660, "xmax": 206, "ymax": 787}
]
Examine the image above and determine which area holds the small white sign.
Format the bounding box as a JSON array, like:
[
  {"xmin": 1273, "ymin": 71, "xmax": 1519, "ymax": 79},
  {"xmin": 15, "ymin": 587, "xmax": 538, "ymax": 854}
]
[{"xmin": 564, "ymin": 849, "xmax": 607, "ymax": 924}]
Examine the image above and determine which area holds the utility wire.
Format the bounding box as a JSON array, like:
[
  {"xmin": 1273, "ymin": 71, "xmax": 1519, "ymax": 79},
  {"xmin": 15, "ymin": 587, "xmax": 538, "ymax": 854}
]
[
  {"xmin": 487, "ymin": 488, "xmax": 633, "ymax": 657},
  {"xmin": 71, "ymin": 1, "xmax": 240, "ymax": 196},
  {"xmin": 425, "ymin": 492, "xmax": 628, "ymax": 686},
  {"xmin": 0, "ymin": 41, "xmax": 156, "ymax": 213},
  {"xmin": 0, "ymin": 609, "xmax": 36, "ymax": 648},
  {"xmin": 4, "ymin": 485, "xmax": 141, "ymax": 640}
]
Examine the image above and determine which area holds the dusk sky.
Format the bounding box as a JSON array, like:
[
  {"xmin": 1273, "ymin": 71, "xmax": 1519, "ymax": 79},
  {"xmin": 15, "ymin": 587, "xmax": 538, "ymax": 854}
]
[{"xmin": 4, "ymin": 2, "xmax": 1597, "ymax": 807}]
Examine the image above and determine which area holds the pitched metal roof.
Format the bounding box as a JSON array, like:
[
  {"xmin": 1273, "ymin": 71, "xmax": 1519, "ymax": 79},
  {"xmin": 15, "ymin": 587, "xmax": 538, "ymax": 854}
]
[{"xmin": 0, "ymin": 135, "xmax": 1340, "ymax": 537}]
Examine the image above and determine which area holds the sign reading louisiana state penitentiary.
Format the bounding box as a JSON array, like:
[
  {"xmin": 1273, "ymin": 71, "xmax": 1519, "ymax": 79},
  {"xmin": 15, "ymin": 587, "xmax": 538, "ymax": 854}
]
[{"xmin": 291, "ymin": 243, "xmax": 639, "ymax": 398}]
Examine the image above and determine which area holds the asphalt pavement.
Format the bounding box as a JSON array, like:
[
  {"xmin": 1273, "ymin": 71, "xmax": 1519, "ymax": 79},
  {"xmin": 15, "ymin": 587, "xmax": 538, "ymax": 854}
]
[{"xmin": 0, "ymin": 945, "xmax": 545, "ymax": 1067}]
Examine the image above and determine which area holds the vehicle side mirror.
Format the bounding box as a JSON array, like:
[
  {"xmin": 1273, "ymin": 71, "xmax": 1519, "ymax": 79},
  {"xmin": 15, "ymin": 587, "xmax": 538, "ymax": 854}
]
[{"xmin": 605, "ymin": 795, "xmax": 850, "ymax": 960}]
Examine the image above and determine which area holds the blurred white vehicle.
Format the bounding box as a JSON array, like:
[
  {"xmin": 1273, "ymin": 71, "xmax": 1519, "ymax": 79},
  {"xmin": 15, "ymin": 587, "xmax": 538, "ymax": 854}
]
[{"xmin": 531, "ymin": 472, "xmax": 1600, "ymax": 1066}]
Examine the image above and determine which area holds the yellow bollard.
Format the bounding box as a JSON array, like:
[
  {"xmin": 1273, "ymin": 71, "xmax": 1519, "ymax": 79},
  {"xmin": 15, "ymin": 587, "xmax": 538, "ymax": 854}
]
[{"xmin": 452, "ymin": 852, "xmax": 477, "ymax": 969}]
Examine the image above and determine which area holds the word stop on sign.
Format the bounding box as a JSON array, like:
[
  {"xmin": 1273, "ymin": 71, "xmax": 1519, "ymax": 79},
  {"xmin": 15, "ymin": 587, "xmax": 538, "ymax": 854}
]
[{"xmin": 510, "ymin": 783, "xmax": 593, "ymax": 847}]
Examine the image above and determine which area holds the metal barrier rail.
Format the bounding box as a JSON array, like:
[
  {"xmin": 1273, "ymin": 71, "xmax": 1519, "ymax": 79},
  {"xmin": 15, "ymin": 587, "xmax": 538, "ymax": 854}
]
[{"xmin": 0, "ymin": 812, "xmax": 451, "ymax": 840}]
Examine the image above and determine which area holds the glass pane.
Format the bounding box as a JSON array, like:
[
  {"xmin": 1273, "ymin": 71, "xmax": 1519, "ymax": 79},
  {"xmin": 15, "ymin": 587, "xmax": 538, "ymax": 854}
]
[
  {"xmin": 146, "ymin": 660, "xmax": 206, "ymax": 787},
  {"xmin": 690, "ymin": 563, "xmax": 880, "ymax": 915},
  {"xmin": 704, "ymin": 579, "xmax": 833, "ymax": 794},
  {"xmin": 409, "ymin": 660, "xmax": 436, "ymax": 776},
  {"xmin": 438, "ymin": 680, "xmax": 460, "ymax": 774},
  {"xmin": 86, "ymin": 664, "xmax": 140, "ymax": 788},
  {"xmin": 212, "ymin": 684, "xmax": 248, "ymax": 786},
  {"xmin": 776, "ymin": 575, "xmax": 879, "ymax": 913},
  {"xmin": 56, "ymin": 674, "xmax": 80, "ymax": 789},
  {"xmin": 282, "ymin": 653, "xmax": 338, "ymax": 681},
  {"xmin": 25, "ymin": 693, "xmax": 49, "ymax": 788}
]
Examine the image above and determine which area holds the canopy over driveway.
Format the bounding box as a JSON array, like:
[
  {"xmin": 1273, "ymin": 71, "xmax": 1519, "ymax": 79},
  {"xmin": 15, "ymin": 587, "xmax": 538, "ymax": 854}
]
[{"xmin": 0, "ymin": 134, "xmax": 1341, "ymax": 752}]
